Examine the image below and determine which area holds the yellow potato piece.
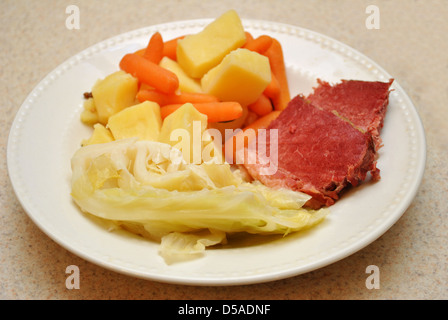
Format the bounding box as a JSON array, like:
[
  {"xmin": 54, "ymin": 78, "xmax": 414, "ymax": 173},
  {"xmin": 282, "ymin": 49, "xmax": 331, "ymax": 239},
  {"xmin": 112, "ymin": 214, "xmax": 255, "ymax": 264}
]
[
  {"xmin": 81, "ymin": 123, "xmax": 114, "ymax": 146},
  {"xmin": 176, "ymin": 10, "xmax": 246, "ymax": 79},
  {"xmin": 159, "ymin": 56, "xmax": 203, "ymax": 93},
  {"xmin": 80, "ymin": 98, "xmax": 99, "ymax": 125},
  {"xmin": 107, "ymin": 101, "xmax": 162, "ymax": 141},
  {"xmin": 92, "ymin": 71, "xmax": 138, "ymax": 125},
  {"xmin": 158, "ymin": 103, "xmax": 208, "ymax": 164},
  {"xmin": 201, "ymin": 48, "xmax": 271, "ymax": 106}
]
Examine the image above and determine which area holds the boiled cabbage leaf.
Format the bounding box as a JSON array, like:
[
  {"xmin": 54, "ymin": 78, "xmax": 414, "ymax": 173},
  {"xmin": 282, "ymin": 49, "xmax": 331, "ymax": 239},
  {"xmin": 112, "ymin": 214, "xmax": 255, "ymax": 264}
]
[{"xmin": 70, "ymin": 138, "xmax": 328, "ymax": 263}]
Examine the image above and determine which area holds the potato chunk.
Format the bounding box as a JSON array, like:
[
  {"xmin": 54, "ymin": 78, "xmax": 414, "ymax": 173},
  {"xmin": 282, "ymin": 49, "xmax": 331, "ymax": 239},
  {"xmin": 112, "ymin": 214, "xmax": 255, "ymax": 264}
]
[
  {"xmin": 158, "ymin": 103, "xmax": 208, "ymax": 164},
  {"xmin": 201, "ymin": 48, "xmax": 271, "ymax": 106},
  {"xmin": 159, "ymin": 56, "xmax": 203, "ymax": 93},
  {"xmin": 176, "ymin": 10, "xmax": 246, "ymax": 79},
  {"xmin": 92, "ymin": 71, "xmax": 138, "ymax": 124},
  {"xmin": 81, "ymin": 123, "xmax": 114, "ymax": 146},
  {"xmin": 107, "ymin": 101, "xmax": 162, "ymax": 141},
  {"xmin": 80, "ymin": 98, "xmax": 99, "ymax": 125}
]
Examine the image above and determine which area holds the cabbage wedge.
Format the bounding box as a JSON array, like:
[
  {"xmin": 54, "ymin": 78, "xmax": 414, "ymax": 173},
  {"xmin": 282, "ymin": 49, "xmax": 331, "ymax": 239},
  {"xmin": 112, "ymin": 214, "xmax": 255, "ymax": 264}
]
[{"xmin": 71, "ymin": 138, "xmax": 328, "ymax": 264}]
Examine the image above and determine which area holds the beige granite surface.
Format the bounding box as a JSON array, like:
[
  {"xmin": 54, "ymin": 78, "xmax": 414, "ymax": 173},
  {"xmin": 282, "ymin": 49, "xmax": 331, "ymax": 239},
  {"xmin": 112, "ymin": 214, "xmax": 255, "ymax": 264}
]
[{"xmin": 1, "ymin": 0, "xmax": 447, "ymax": 300}]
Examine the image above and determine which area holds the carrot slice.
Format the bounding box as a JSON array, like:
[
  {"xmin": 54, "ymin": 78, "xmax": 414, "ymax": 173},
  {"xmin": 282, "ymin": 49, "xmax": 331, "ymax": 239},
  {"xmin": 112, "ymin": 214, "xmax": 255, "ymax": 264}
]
[
  {"xmin": 245, "ymin": 110, "xmax": 281, "ymax": 131},
  {"xmin": 119, "ymin": 53, "xmax": 179, "ymax": 94},
  {"xmin": 161, "ymin": 102, "xmax": 243, "ymax": 122},
  {"xmin": 143, "ymin": 31, "xmax": 164, "ymax": 64},
  {"xmin": 224, "ymin": 110, "xmax": 281, "ymax": 163},
  {"xmin": 243, "ymin": 35, "xmax": 273, "ymax": 54},
  {"xmin": 137, "ymin": 89, "xmax": 219, "ymax": 106},
  {"xmin": 263, "ymin": 39, "xmax": 290, "ymax": 110},
  {"xmin": 134, "ymin": 48, "xmax": 145, "ymax": 56},
  {"xmin": 263, "ymin": 72, "xmax": 281, "ymax": 99},
  {"xmin": 163, "ymin": 35, "xmax": 186, "ymax": 61},
  {"xmin": 247, "ymin": 93, "xmax": 273, "ymax": 117},
  {"xmin": 243, "ymin": 31, "xmax": 254, "ymax": 47}
]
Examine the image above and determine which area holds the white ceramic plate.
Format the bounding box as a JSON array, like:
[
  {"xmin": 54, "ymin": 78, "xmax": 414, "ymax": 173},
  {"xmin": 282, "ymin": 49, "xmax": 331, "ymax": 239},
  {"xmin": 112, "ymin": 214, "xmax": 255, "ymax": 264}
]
[{"xmin": 7, "ymin": 19, "xmax": 426, "ymax": 286}]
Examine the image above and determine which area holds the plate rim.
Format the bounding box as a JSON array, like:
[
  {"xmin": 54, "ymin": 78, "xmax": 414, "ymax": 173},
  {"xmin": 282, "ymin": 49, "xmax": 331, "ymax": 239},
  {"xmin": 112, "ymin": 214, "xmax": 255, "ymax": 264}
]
[{"xmin": 7, "ymin": 18, "xmax": 427, "ymax": 286}]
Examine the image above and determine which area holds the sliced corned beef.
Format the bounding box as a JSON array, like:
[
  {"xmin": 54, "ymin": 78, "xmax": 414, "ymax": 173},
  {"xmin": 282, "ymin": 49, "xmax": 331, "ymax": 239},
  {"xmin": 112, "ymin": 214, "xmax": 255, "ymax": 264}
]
[
  {"xmin": 243, "ymin": 95, "xmax": 379, "ymax": 209},
  {"xmin": 307, "ymin": 79, "xmax": 393, "ymax": 150}
]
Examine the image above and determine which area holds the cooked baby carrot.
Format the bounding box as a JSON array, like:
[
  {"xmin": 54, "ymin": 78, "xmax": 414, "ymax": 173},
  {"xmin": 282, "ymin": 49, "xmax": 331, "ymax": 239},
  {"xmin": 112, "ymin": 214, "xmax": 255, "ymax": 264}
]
[
  {"xmin": 263, "ymin": 38, "xmax": 290, "ymax": 110},
  {"xmin": 143, "ymin": 31, "xmax": 164, "ymax": 64},
  {"xmin": 161, "ymin": 102, "xmax": 243, "ymax": 122},
  {"xmin": 263, "ymin": 72, "xmax": 281, "ymax": 99},
  {"xmin": 163, "ymin": 35, "xmax": 186, "ymax": 61},
  {"xmin": 119, "ymin": 53, "xmax": 179, "ymax": 94},
  {"xmin": 247, "ymin": 93, "xmax": 273, "ymax": 117},
  {"xmin": 137, "ymin": 89, "xmax": 220, "ymax": 105},
  {"xmin": 246, "ymin": 110, "xmax": 281, "ymax": 131},
  {"xmin": 243, "ymin": 31, "xmax": 254, "ymax": 46},
  {"xmin": 134, "ymin": 48, "xmax": 145, "ymax": 56},
  {"xmin": 243, "ymin": 110, "xmax": 260, "ymax": 127},
  {"xmin": 224, "ymin": 110, "xmax": 281, "ymax": 162},
  {"xmin": 243, "ymin": 35, "xmax": 273, "ymax": 54}
]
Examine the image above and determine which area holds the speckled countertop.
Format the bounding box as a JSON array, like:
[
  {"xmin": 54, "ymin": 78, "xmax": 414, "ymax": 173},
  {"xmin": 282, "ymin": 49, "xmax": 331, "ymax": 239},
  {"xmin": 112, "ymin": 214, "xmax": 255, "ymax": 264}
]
[{"xmin": 1, "ymin": 0, "xmax": 447, "ymax": 300}]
